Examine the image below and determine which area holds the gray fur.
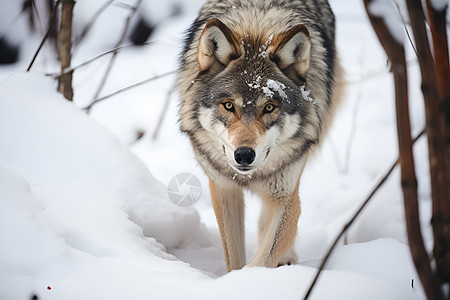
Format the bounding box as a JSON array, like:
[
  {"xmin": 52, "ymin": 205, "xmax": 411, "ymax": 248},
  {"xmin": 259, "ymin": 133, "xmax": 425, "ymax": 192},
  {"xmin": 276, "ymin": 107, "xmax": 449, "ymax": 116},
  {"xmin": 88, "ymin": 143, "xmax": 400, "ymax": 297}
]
[
  {"xmin": 177, "ymin": 0, "xmax": 344, "ymax": 270},
  {"xmin": 178, "ymin": 0, "xmax": 343, "ymax": 184}
]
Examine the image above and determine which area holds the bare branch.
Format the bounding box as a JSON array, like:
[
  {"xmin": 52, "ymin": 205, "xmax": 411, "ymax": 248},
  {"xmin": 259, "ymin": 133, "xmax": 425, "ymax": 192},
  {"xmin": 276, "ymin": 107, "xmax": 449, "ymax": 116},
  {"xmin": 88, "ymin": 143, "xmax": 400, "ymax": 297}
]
[
  {"xmin": 90, "ymin": 0, "xmax": 143, "ymax": 103},
  {"xmin": 31, "ymin": 0, "xmax": 45, "ymax": 34},
  {"xmin": 73, "ymin": 0, "xmax": 114, "ymax": 47},
  {"xmin": 114, "ymin": 2, "xmax": 137, "ymax": 10},
  {"xmin": 83, "ymin": 70, "xmax": 176, "ymax": 112},
  {"xmin": 392, "ymin": 0, "xmax": 419, "ymax": 58},
  {"xmin": 303, "ymin": 128, "xmax": 425, "ymax": 300},
  {"xmin": 342, "ymin": 51, "xmax": 365, "ymax": 174},
  {"xmin": 366, "ymin": 0, "xmax": 444, "ymax": 298},
  {"xmin": 346, "ymin": 58, "xmax": 417, "ymax": 85},
  {"xmin": 326, "ymin": 137, "xmax": 344, "ymax": 173},
  {"xmin": 406, "ymin": 0, "xmax": 447, "ymax": 234},
  {"xmin": 425, "ymin": 0, "xmax": 450, "ymax": 287},
  {"xmin": 27, "ymin": 0, "xmax": 61, "ymax": 72},
  {"xmin": 152, "ymin": 83, "xmax": 176, "ymax": 140},
  {"xmin": 47, "ymin": 41, "xmax": 155, "ymax": 78},
  {"xmin": 343, "ymin": 90, "xmax": 361, "ymax": 174}
]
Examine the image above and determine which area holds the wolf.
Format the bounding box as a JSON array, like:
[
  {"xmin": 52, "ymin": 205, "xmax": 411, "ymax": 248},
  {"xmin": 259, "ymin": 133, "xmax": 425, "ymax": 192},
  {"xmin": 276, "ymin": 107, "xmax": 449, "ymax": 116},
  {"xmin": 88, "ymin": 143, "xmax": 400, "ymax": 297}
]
[{"xmin": 177, "ymin": 0, "xmax": 343, "ymax": 272}]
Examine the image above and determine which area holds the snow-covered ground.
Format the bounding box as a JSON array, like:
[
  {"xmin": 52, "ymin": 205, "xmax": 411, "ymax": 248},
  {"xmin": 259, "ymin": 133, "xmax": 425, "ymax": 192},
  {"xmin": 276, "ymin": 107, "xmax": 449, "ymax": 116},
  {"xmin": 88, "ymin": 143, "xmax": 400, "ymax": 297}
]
[{"xmin": 0, "ymin": 0, "xmax": 436, "ymax": 299}]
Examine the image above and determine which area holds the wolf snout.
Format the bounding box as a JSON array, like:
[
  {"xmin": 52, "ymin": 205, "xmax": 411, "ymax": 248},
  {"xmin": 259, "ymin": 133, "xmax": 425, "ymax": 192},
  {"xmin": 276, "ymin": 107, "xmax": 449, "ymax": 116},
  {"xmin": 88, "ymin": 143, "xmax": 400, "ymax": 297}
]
[{"xmin": 234, "ymin": 147, "xmax": 256, "ymax": 165}]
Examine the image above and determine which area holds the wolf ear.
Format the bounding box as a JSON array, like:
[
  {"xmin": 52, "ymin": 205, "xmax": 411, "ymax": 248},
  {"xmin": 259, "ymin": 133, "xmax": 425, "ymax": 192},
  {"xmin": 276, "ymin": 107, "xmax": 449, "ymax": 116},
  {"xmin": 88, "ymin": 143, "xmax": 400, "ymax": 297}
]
[
  {"xmin": 198, "ymin": 18, "xmax": 241, "ymax": 72},
  {"xmin": 269, "ymin": 24, "xmax": 311, "ymax": 80}
]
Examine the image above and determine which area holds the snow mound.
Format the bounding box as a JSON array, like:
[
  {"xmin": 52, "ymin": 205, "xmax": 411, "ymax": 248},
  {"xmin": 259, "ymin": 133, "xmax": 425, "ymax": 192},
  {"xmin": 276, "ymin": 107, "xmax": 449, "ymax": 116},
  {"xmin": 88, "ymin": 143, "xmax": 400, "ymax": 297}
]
[
  {"xmin": 0, "ymin": 72, "xmax": 425, "ymax": 300},
  {"xmin": 0, "ymin": 73, "xmax": 212, "ymax": 299}
]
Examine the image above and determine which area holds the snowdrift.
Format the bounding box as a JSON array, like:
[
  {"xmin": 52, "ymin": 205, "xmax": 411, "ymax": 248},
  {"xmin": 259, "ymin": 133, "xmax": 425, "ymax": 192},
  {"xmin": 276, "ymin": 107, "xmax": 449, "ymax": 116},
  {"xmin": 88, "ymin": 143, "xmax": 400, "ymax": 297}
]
[{"xmin": 0, "ymin": 73, "xmax": 423, "ymax": 299}]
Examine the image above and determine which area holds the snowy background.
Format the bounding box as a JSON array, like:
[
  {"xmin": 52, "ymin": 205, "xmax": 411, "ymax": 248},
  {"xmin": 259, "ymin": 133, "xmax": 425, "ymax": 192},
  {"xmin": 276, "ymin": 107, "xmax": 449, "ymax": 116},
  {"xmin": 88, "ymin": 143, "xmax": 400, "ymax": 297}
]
[{"xmin": 0, "ymin": 0, "xmax": 439, "ymax": 299}]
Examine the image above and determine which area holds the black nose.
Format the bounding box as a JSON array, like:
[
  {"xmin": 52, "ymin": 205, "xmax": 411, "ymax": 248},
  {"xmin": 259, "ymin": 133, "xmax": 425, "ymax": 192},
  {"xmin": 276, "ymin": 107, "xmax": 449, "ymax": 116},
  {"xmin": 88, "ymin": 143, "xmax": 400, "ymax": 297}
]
[{"xmin": 234, "ymin": 147, "xmax": 256, "ymax": 165}]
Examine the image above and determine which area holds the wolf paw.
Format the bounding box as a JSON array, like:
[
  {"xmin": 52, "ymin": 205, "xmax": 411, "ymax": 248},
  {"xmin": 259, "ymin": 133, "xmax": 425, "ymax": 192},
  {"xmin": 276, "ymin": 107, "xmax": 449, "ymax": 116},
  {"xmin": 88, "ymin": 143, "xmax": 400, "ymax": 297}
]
[{"xmin": 277, "ymin": 248, "xmax": 298, "ymax": 267}]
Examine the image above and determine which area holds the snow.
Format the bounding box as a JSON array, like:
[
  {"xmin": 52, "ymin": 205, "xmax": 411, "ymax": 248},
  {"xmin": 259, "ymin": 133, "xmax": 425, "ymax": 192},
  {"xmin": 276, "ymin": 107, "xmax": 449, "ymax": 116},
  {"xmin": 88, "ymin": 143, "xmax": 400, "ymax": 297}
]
[
  {"xmin": 258, "ymin": 34, "xmax": 274, "ymax": 58},
  {"xmin": 430, "ymin": 0, "xmax": 448, "ymax": 11},
  {"xmin": 300, "ymin": 84, "xmax": 317, "ymax": 105},
  {"xmin": 247, "ymin": 75, "xmax": 262, "ymax": 89},
  {"xmin": 369, "ymin": 0, "xmax": 405, "ymax": 44},
  {"xmin": 249, "ymin": 78, "xmax": 288, "ymax": 101},
  {"xmin": 262, "ymin": 85, "xmax": 274, "ymax": 98},
  {"xmin": 328, "ymin": 238, "xmax": 418, "ymax": 286},
  {"xmin": 264, "ymin": 79, "xmax": 288, "ymax": 100},
  {"xmin": 0, "ymin": 0, "xmax": 434, "ymax": 299}
]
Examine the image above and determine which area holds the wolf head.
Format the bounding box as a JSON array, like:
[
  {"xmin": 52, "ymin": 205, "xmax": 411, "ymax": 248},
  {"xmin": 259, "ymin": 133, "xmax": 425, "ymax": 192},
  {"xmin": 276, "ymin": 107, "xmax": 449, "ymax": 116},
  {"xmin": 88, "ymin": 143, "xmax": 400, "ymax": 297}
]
[{"xmin": 180, "ymin": 18, "xmax": 323, "ymax": 178}]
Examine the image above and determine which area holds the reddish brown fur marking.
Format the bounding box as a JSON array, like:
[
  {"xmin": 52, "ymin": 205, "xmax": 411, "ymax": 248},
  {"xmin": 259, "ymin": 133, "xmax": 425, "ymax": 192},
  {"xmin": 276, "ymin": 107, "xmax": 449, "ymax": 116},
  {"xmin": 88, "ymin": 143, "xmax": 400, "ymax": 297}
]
[{"xmin": 228, "ymin": 118, "xmax": 265, "ymax": 148}]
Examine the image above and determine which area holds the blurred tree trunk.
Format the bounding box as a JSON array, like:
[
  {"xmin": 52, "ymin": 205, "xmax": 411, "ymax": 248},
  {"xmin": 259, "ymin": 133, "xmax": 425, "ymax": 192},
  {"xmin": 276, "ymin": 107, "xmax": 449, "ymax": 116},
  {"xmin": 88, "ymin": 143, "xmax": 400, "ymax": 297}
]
[
  {"xmin": 57, "ymin": 0, "xmax": 74, "ymax": 101},
  {"xmin": 406, "ymin": 0, "xmax": 450, "ymax": 292},
  {"xmin": 363, "ymin": 0, "xmax": 446, "ymax": 299},
  {"xmin": 425, "ymin": 1, "xmax": 450, "ymax": 291}
]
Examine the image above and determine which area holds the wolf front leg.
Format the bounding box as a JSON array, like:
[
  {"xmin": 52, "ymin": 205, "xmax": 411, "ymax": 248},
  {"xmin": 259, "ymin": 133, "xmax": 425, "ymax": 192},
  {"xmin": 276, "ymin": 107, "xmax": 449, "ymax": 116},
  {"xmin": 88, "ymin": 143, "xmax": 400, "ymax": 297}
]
[
  {"xmin": 208, "ymin": 177, "xmax": 246, "ymax": 272},
  {"xmin": 250, "ymin": 175, "xmax": 301, "ymax": 268},
  {"xmin": 258, "ymin": 197, "xmax": 299, "ymax": 266}
]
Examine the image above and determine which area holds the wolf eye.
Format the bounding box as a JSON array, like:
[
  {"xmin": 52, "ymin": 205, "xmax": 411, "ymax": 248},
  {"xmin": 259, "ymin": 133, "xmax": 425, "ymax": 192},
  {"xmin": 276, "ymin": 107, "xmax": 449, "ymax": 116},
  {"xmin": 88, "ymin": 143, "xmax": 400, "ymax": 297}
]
[
  {"xmin": 263, "ymin": 103, "xmax": 276, "ymax": 114},
  {"xmin": 223, "ymin": 102, "xmax": 235, "ymax": 112}
]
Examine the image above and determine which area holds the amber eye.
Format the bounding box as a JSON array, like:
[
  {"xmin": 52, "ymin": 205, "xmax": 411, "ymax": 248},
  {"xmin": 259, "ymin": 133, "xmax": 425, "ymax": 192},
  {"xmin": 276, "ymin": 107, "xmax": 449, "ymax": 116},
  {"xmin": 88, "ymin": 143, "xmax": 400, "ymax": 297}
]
[
  {"xmin": 223, "ymin": 101, "xmax": 235, "ymax": 112},
  {"xmin": 263, "ymin": 103, "xmax": 276, "ymax": 114}
]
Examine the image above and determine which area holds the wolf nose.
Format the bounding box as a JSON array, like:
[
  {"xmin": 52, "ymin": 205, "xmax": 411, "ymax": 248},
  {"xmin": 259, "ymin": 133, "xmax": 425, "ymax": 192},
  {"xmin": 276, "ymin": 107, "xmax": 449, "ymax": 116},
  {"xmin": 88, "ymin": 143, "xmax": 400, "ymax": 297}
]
[{"xmin": 234, "ymin": 147, "xmax": 256, "ymax": 165}]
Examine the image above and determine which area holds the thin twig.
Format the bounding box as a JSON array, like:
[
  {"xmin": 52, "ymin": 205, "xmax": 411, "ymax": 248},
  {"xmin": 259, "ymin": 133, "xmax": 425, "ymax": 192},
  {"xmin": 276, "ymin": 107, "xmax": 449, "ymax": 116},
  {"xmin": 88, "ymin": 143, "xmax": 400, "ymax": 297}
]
[
  {"xmin": 48, "ymin": 41, "xmax": 155, "ymax": 78},
  {"xmin": 343, "ymin": 51, "xmax": 365, "ymax": 174},
  {"xmin": 152, "ymin": 83, "xmax": 176, "ymax": 140},
  {"xmin": 392, "ymin": 0, "xmax": 419, "ymax": 58},
  {"xmin": 73, "ymin": 0, "xmax": 114, "ymax": 47},
  {"xmin": 27, "ymin": 0, "xmax": 61, "ymax": 72},
  {"xmin": 343, "ymin": 88, "xmax": 362, "ymax": 174},
  {"xmin": 89, "ymin": 0, "xmax": 143, "ymax": 106},
  {"xmin": 31, "ymin": 0, "xmax": 45, "ymax": 35},
  {"xmin": 114, "ymin": 2, "xmax": 136, "ymax": 9},
  {"xmin": 328, "ymin": 52, "xmax": 364, "ymax": 175},
  {"xmin": 326, "ymin": 137, "xmax": 344, "ymax": 173},
  {"xmin": 83, "ymin": 70, "xmax": 176, "ymax": 112},
  {"xmin": 303, "ymin": 129, "xmax": 425, "ymax": 300},
  {"xmin": 346, "ymin": 58, "xmax": 417, "ymax": 84}
]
